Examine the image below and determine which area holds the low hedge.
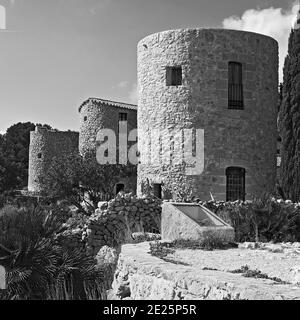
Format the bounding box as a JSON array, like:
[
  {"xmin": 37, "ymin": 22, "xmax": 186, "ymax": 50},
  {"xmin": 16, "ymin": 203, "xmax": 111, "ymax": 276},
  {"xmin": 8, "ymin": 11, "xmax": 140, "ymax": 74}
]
[{"xmin": 199, "ymin": 197, "xmax": 300, "ymax": 243}]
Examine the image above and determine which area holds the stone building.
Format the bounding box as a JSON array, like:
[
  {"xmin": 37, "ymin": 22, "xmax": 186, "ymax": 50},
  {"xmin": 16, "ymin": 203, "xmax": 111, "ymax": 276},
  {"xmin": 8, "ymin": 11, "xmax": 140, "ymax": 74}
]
[
  {"xmin": 79, "ymin": 98, "xmax": 137, "ymax": 194},
  {"xmin": 28, "ymin": 126, "xmax": 79, "ymax": 193},
  {"xmin": 137, "ymin": 29, "xmax": 278, "ymax": 201},
  {"xmin": 28, "ymin": 28, "xmax": 279, "ymax": 202},
  {"xmin": 28, "ymin": 99, "xmax": 138, "ymax": 195},
  {"xmin": 79, "ymin": 98, "xmax": 137, "ymax": 158}
]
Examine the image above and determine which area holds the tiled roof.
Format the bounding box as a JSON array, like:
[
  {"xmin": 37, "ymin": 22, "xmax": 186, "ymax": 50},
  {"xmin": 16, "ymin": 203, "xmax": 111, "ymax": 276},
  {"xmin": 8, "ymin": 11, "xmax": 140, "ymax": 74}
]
[{"xmin": 79, "ymin": 97, "xmax": 137, "ymax": 112}]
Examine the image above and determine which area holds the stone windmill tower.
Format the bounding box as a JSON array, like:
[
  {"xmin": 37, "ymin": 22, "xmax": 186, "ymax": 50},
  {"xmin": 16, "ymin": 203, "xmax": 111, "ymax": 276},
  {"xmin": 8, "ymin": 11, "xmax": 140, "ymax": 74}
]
[{"xmin": 137, "ymin": 28, "xmax": 278, "ymax": 201}]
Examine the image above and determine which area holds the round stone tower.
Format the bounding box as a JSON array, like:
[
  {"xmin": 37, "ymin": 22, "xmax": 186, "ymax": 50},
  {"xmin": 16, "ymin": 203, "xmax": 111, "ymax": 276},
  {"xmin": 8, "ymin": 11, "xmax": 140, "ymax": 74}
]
[
  {"xmin": 28, "ymin": 126, "xmax": 79, "ymax": 193},
  {"xmin": 137, "ymin": 28, "xmax": 278, "ymax": 201}
]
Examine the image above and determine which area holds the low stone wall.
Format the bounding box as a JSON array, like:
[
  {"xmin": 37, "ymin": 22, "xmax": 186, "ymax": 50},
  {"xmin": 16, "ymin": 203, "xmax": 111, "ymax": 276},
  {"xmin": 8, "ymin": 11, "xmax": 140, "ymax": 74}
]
[
  {"xmin": 84, "ymin": 194, "xmax": 161, "ymax": 256},
  {"xmin": 111, "ymin": 242, "xmax": 300, "ymax": 300},
  {"xmin": 54, "ymin": 194, "xmax": 161, "ymax": 299}
]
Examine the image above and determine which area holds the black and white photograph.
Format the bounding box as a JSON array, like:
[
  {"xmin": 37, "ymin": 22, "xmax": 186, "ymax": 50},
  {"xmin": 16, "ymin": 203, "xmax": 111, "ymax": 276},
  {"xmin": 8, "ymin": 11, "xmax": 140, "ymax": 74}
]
[{"xmin": 0, "ymin": 0, "xmax": 300, "ymax": 310}]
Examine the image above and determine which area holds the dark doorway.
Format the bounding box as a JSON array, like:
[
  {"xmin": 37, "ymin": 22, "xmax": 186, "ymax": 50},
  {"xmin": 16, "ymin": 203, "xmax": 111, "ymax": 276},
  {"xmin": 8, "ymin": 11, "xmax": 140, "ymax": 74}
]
[
  {"xmin": 226, "ymin": 167, "xmax": 245, "ymax": 201},
  {"xmin": 153, "ymin": 183, "xmax": 162, "ymax": 199},
  {"xmin": 116, "ymin": 183, "xmax": 125, "ymax": 194}
]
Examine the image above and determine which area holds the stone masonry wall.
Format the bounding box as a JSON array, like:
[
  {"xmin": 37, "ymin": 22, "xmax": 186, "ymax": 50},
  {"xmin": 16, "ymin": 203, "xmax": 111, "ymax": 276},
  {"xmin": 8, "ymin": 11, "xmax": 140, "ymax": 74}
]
[
  {"xmin": 84, "ymin": 194, "xmax": 161, "ymax": 256},
  {"xmin": 137, "ymin": 28, "xmax": 279, "ymax": 201},
  {"xmin": 79, "ymin": 98, "xmax": 137, "ymax": 159},
  {"xmin": 28, "ymin": 126, "xmax": 79, "ymax": 193}
]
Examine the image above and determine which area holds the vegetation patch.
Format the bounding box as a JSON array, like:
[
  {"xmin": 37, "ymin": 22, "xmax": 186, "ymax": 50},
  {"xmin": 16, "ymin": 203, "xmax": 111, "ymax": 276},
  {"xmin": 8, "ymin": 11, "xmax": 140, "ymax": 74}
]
[
  {"xmin": 0, "ymin": 202, "xmax": 109, "ymax": 300},
  {"xmin": 148, "ymin": 241, "xmax": 189, "ymax": 266},
  {"xmin": 229, "ymin": 265, "xmax": 289, "ymax": 284},
  {"xmin": 149, "ymin": 235, "xmax": 238, "ymax": 265},
  {"xmin": 199, "ymin": 196, "xmax": 300, "ymax": 243},
  {"xmin": 167, "ymin": 238, "xmax": 238, "ymax": 251}
]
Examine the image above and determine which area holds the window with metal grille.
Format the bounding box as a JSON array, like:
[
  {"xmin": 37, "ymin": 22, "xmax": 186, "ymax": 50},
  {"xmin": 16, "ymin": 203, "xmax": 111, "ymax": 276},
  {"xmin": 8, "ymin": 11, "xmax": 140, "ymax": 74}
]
[
  {"xmin": 166, "ymin": 66, "xmax": 182, "ymax": 86},
  {"xmin": 153, "ymin": 183, "xmax": 162, "ymax": 199},
  {"xmin": 228, "ymin": 62, "xmax": 244, "ymax": 110},
  {"xmin": 119, "ymin": 113, "xmax": 127, "ymax": 122},
  {"xmin": 226, "ymin": 167, "xmax": 245, "ymax": 201}
]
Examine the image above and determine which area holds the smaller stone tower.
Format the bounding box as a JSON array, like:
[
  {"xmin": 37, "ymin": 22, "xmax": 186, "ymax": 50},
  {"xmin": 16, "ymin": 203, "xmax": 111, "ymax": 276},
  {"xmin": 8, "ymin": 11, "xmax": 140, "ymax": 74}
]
[{"xmin": 28, "ymin": 126, "xmax": 79, "ymax": 193}]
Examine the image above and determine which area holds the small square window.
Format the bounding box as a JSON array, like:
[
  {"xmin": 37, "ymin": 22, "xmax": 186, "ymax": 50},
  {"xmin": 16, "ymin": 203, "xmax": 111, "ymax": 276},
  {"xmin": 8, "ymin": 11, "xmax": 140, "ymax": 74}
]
[
  {"xmin": 84, "ymin": 116, "xmax": 88, "ymax": 121},
  {"xmin": 166, "ymin": 66, "xmax": 182, "ymax": 86},
  {"xmin": 37, "ymin": 153, "xmax": 42, "ymax": 159}
]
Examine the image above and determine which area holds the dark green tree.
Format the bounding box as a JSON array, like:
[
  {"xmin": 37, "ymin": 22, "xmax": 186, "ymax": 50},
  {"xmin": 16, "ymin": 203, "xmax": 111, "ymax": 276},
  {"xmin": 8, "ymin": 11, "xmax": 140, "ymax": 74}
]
[
  {"xmin": 0, "ymin": 133, "xmax": 19, "ymax": 193},
  {"xmin": 40, "ymin": 152, "xmax": 137, "ymax": 214},
  {"xmin": 0, "ymin": 122, "xmax": 53, "ymax": 193},
  {"xmin": 3, "ymin": 122, "xmax": 36, "ymax": 189},
  {"xmin": 278, "ymin": 27, "xmax": 300, "ymax": 201}
]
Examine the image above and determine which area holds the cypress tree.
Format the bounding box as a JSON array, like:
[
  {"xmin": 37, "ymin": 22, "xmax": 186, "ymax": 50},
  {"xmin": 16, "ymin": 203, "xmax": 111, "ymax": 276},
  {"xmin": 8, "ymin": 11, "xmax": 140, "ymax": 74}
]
[{"xmin": 278, "ymin": 23, "xmax": 300, "ymax": 201}]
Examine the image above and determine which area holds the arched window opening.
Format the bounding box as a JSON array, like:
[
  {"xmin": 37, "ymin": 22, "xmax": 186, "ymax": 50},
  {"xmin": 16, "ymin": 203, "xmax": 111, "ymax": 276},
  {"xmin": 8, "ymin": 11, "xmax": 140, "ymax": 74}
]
[{"xmin": 226, "ymin": 167, "xmax": 245, "ymax": 201}]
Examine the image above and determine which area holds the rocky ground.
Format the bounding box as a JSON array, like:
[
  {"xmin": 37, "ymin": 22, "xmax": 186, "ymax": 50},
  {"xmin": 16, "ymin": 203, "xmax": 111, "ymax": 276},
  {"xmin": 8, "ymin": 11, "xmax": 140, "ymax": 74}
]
[
  {"xmin": 169, "ymin": 242, "xmax": 300, "ymax": 285},
  {"xmin": 111, "ymin": 242, "xmax": 300, "ymax": 300}
]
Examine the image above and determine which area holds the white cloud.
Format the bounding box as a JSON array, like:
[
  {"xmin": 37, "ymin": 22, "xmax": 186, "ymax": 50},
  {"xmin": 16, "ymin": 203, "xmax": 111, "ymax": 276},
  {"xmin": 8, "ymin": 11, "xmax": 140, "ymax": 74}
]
[
  {"xmin": 0, "ymin": 5, "xmax": 6, "ymax": 30},
  {"xmin": 223, "ymin": 3, "xmax": 299, "ymax": 82},
  {"xmin": 128, "ymin": 83, "xmax": 138, "ymax": 104}
]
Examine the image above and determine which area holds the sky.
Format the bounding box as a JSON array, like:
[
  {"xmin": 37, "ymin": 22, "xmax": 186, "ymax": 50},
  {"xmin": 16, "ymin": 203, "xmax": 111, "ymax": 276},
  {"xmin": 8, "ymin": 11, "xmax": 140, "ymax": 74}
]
[{"xmin": 0, "ymin": 0, "xmax": 298, "ymax": 133}]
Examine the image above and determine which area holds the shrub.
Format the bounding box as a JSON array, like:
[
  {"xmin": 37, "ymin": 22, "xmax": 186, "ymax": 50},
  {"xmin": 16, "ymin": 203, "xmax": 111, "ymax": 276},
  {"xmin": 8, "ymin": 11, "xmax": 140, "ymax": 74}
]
[
  {"xmin": 149, "ymin": 241, "xmax": 175, "ymax": 259},
  {"xmin": 200, "ymin": 196, "xmax": 300, "ymax": 243},
  {"xmin": 149, "ymin": 234, "xmax": 236, "ymax": 258},
  {"xmin": 169, "ymin": 234, "xmax": 237, "ymax": 251},
  {"xmin": 40, "ymin": 152, "xmax": 137, "ymax": 215}
]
